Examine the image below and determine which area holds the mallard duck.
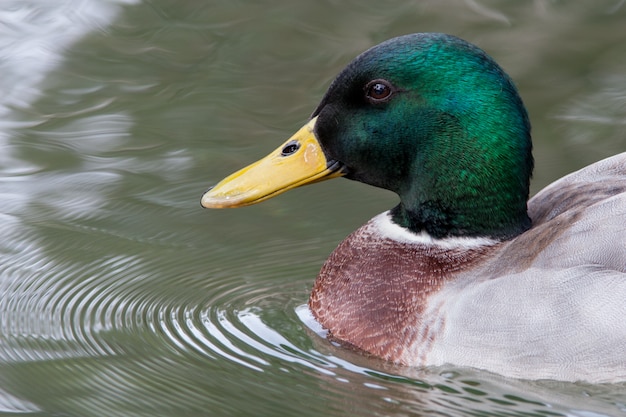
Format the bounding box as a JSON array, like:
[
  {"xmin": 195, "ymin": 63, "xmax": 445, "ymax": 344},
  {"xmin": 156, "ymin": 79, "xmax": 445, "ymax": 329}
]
[{"xmin": 201, "ymin": 33, "xmax": 626, "ymax": 383}]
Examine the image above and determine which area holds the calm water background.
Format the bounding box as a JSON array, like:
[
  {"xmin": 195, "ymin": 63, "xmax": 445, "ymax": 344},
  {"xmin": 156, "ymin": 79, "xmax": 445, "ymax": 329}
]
[{"xmin": 0, "ymin": 1, "xmax": 625, "ymax": 416}]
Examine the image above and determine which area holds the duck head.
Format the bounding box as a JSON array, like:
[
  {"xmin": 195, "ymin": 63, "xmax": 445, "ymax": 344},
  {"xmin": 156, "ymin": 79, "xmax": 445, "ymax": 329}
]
[{"xmin": 202, "ymin": 33, "xmax": 533, "ymax": 240}]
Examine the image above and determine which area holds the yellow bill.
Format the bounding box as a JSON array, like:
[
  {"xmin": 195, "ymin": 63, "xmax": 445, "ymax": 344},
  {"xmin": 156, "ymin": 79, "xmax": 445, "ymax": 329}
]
[{"xmin": 201, "ymin": 117, "xmax": 345, "ymax": 208}]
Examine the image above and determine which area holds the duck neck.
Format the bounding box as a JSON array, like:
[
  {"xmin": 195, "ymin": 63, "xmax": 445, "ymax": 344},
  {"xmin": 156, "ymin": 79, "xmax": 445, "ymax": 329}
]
[
  {"xmin": 390, "ymin": 139, "xmax": 532, "ymax": 240},
  {"xmin": 390, "ymin": 200, "xmax": 530, "ymax": 241}
]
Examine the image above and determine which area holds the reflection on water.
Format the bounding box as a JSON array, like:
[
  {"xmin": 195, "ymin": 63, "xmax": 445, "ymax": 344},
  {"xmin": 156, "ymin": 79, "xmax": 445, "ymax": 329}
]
[{"xmin": 0, "ymin": 0, "xmax": 625, "ymax": 416}]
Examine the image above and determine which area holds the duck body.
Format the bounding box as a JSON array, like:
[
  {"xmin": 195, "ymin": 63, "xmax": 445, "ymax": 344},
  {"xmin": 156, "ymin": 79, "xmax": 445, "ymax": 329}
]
[
  {"xmin": 201, "ymin": 33, "xmax": 626, "ymax": 383},
  {"xmin": 312, "ymin": 153, "xmax": 626, "ymax": 383}
]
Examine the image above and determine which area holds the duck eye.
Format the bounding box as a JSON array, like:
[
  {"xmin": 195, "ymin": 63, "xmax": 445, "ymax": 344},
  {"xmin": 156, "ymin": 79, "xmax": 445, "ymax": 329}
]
[
  {"xmin": 365, "ymin": 79, "xmax": 394, "ymax": 103},
  {"xmin": 281, "ymin": 140, "xmax": 300, "ymax": 156}
]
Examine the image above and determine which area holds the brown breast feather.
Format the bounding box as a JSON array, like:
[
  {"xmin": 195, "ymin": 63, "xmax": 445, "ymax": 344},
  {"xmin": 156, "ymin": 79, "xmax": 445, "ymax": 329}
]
[{"xmin": 309, "ymin": 222, "xmax": 497, "ymax": 364}]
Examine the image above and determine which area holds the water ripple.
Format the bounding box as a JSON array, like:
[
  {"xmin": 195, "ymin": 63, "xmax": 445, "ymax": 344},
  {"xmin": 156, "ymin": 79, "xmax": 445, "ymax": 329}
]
[{"xmin": 2, "ymin": 221, "xmax": 625, "ymax": 417}]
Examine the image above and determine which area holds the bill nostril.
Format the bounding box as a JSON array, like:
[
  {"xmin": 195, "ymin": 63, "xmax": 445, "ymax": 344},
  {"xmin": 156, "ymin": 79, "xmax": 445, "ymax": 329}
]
[{"xmin": 281, "ymin": 140, "xmax": 300, "ymax": 156}]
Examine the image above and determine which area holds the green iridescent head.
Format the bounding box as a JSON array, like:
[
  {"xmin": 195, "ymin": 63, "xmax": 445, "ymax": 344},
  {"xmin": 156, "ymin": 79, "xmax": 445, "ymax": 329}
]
[
  {"xmin": 202, "ymin": 33, "xmax": 533, "ymax": 240},
  {"xmin": 312, "ymin": 33, "xmax": 533, "ymax": 239}
]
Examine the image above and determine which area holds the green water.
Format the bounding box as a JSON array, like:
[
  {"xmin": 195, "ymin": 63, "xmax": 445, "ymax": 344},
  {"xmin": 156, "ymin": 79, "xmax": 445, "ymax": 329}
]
[{"xmin": 0, "ymin": 1, "xmax": 625, "ymax": 416}]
